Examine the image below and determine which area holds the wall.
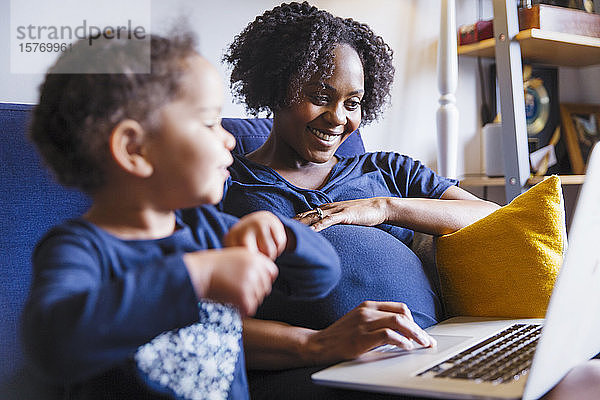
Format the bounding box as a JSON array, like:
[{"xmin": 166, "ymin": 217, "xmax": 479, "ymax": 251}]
[{"xmin": 1, "ymin": 0, "xmax": 599, "ymax": 182}]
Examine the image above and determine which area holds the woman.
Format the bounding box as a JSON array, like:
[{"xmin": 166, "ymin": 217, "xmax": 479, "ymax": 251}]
[{"xmin": 220, "ymin": 2, "xmax": 599, "ymax": 399}]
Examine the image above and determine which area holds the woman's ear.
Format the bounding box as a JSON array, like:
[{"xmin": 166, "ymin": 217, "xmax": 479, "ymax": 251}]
[{"xmin": 109, "ymin": 119, "xmax": 154, "ymax": 178}]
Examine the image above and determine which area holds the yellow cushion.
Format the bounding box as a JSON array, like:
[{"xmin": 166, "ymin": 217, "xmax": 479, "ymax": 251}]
[{"xmin": 436, "ymin": 176, "xmax": 566, "ymax": 318}]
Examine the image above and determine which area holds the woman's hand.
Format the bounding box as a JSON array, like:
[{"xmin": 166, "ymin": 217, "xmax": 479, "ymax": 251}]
[
  {"xmin": 303, "ymin": 301, "xmax": 436, "ymax": 365},
  {"xmin": 295, "ymin": 188, "xmax": 500, "ymax": 235},
  {"xmin": 224, "ymin": 210, "xmax": 291, "ymax": 259},
  {"xmin": 294, "ymin": 198, "xmax": 389, "ymax": 232}
]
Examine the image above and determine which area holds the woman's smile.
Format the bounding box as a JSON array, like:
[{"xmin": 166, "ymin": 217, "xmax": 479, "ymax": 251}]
[{"xmin": 308, "ymin": 126, "xmax": 343, "ymax": 145}]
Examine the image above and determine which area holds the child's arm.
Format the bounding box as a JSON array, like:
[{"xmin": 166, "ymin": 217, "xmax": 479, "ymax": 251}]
[
  {"xmin": 183, "ymin": 247, "xmax": 277, "ymax": 317},
  {"xmin": 222, "ymin": 211, "xmax": 341, "ymax": 300},
  {"xmin": 21, "ymin": 225, "xmax": 276, "ymax": 384},
  {"xmin": 223, "ymin": 211, "xmax": 289, "ymax": 259},
  {"xmin": 21, "ymin": 232, "xmax": 196, "ymax": 384}
]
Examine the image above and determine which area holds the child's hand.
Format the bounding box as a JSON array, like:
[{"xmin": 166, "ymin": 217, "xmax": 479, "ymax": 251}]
[
  {"xmin": 184, "ymin": 248, "xmax": 278, "ymax": 316},
  {"xmin": 223, "ymin": 211, "xmax": 292, "ymax": 260}
]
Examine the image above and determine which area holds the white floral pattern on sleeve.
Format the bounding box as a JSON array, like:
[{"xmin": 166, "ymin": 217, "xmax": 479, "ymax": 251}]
[{"xmin": 135, "ymin": 302, "xmax": 242, "ymax": 400}]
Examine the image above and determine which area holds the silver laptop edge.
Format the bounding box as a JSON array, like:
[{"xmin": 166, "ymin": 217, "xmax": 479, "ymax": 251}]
[{"xmin": 523, "ymin": 143, "xmax": 600, "ymax": 399}]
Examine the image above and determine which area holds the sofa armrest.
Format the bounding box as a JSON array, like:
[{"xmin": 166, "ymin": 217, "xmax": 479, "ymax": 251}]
[
  {"xmin": 410, "ymin": 232, "xmax": 444, "ymax": 315},
  {"xmin": 410, "ymin": 232, "xmax": 436, "ymax": 272}
]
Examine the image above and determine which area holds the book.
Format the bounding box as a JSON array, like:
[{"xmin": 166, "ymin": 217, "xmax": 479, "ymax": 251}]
[{"xmin": 519, "ymin": 4, "xmax": 600, "ymax": 37}]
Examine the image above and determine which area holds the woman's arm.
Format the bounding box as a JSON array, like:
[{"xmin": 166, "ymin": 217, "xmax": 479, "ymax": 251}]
[
  {"xmin": 243, "ymin": 301, "xmax": 435, "ymax": 370},
  {"xmin": 296, "ymin": 185, "xmax": 499, "ymax": 235},
  {"xmin": 384, "ymin": 185, "xmax": 500, "ymax": 235},
  {"xmin": 243, "ymin": 317, "xmax": 315, "ymax": 369}
]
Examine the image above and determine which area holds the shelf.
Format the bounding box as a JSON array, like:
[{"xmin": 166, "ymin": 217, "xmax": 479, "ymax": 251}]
[
  {"xmin": 459, "ymin": 174, "xmax": 586, "ymax": 187},
  {"xmin": 458, "ymin": 38, "xmax": 496, "ymax": 58},
  {"xmin": 458, "ymin": 28, "xmax": 600, "ymax": 66}
]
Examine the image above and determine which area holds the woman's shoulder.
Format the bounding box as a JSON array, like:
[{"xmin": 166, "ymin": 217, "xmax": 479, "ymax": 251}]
[
  {"xmin": 230, "ymin": 153, "xmax": 268, "ymax": 172},
  {"xmin": 338, "ymin": 151, "xmax": 418, "ymax": 172},
  {"xmin": 230, "ymin": 153, "xmax": 254, "ymax": 170},
  {"xmin": 228, "ymin": 153, "xmax": 279, "ymax": 184},
  {"xmin": 342, "ymin": 150, "xmax": 414, "ymax": 162}
]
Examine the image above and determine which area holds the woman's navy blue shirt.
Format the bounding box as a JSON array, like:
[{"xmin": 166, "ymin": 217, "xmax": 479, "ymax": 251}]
[{"xmin": 222, "ymin": 152, "xmax": 458, "ymax": 329}]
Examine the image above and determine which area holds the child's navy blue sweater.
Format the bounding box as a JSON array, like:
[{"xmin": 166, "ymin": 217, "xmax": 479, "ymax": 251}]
[{"xmin": 21, "ymin": 205, "xmax": 340, "ymax": 399}]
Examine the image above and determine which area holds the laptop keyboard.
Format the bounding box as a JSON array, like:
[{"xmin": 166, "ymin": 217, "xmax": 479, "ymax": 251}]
[{"xmin": 418, "ymin": 323, "xmax": 542, "ymax": 384}]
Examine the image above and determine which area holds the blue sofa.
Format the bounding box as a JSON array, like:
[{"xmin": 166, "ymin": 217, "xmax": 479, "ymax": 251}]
[{"xmin": 0, "ymin": 102, "xmax": 365, "ymax": 396}]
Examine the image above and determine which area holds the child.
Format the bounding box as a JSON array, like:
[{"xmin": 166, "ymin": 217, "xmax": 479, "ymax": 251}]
[{"xmin": 20, "ymin": 33, "xmax": 340, "ymax": 400}]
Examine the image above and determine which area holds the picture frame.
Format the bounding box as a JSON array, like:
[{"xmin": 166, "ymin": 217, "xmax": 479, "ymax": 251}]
[
  {"xmin": 488, "ymin": 64, "xmax": 571, "ymax": 174},
  {"xmin": 560, "ymin": 103, "xmax": 600, "ymax": 174}
]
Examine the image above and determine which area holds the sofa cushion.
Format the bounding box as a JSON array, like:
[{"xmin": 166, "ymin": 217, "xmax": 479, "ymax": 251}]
[
  {"xmin": 0, "ymin": 103, "xmax": 91, "ymax": 384},
  {"xmin": 436, "ymin": 176, "xmax": 566, "ymax": 318}
]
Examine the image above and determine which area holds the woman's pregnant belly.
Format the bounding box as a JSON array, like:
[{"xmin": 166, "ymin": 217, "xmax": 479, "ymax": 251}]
[{"xmin": 256, "ymin": 224, "xmax": 442, "ymax": 330}]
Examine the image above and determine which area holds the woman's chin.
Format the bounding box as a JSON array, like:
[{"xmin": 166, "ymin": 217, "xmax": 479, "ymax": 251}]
[
  {"xmin": 303, "ymin": 146, "xmax": 340, "ymax": 163},
  {"xmin": 306, "ymin": 153, "xmax": 335, "ymax": 164}
]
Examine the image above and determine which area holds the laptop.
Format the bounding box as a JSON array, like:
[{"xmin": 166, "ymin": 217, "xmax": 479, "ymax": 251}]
[{"xmin": 312, "ymin": 143, "xmax": 600, "ymax": 400}]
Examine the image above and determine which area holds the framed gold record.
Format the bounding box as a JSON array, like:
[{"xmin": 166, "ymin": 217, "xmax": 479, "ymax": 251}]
[
  {"xmin": 487, "ymin": 64, "xmax": 568, "ymax": 172},
  {"xmin": 522, "ymin": 65, "xmax": 559, "ymax": 154},
  {"xmin": 524, "ymin": 66, "xmax": 551, "ymax": 137}
]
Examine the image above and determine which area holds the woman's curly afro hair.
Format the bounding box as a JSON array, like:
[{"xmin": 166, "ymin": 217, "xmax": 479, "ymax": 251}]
[{"xmin": 224, "ymin": 1, "xmax": 394, "ymax": 125}]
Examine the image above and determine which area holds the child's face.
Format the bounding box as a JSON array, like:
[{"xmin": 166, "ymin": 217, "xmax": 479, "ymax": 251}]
[{"xmin": 146, "ymin": 55, "xmax": 236, "ymax": 208}]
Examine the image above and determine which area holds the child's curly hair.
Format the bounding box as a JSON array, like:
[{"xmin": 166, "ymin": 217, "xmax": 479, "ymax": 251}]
[
  {"xmin": 223, "ymin": 1, "xmax": 394, "ymax": 125},
  {"xmin": 30, "ymin": 33, "xmax": 197, "ymax": 193}
]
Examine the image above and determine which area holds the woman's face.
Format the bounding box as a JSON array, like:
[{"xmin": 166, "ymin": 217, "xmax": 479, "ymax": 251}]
[{"xmin": 273, "ymin": 43, "xmax": 364, "ymax": 164}]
